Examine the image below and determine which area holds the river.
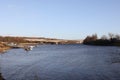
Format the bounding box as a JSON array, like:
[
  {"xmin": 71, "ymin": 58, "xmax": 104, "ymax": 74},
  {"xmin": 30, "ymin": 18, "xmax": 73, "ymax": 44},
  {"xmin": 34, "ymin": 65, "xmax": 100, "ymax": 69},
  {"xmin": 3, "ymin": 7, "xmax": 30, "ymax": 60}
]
[{"xmin": 0, "ymin": 44, "xmax": 120, "ymax": 80}]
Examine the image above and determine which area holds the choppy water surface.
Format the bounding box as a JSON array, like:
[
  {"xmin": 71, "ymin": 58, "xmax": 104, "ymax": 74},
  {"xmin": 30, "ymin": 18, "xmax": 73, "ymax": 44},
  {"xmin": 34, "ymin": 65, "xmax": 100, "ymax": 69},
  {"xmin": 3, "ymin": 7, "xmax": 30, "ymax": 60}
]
[{"xmin": 0, "ymin": 44, "xmax": 120, "ymax": 80}]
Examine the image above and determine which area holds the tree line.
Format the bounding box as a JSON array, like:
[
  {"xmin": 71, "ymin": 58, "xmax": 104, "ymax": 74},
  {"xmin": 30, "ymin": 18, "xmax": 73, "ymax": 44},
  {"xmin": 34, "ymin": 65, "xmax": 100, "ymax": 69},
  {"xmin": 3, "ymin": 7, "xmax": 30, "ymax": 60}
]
[{"xmin": 83, "ymin": 33, "xmax": 120, "ymax": 46}]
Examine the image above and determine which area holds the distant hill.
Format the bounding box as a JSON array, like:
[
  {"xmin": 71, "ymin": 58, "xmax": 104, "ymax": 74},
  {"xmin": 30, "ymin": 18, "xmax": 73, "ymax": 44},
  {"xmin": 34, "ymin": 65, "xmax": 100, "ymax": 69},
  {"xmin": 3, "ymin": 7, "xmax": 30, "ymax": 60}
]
[{"xmin": 0, "ymin": 36, "xmax": 83, "ymax": 44}]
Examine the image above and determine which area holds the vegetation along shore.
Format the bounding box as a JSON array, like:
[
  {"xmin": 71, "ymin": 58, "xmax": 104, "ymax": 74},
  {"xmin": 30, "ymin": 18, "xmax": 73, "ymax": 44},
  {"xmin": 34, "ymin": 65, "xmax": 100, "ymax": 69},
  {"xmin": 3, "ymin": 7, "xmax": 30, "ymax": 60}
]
[
  {"xmin": 83, "ymin": 33, "xmax": 120, "ymax": 46},
  {"xmin": 0, "ymin": 33, "xmax": 120, "ymax": 53},
  {"xmin": 0, "ymin": 36, "xmax": 82, "ymax": 53}
]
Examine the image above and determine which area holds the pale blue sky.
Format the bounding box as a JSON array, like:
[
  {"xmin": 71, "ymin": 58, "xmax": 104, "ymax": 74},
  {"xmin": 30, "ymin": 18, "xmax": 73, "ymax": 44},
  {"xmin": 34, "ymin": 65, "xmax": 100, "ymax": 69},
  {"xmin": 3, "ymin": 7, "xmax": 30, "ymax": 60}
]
[{"xmin": 0, "ymin": 0, "xmax": 120, "ymax": 39}]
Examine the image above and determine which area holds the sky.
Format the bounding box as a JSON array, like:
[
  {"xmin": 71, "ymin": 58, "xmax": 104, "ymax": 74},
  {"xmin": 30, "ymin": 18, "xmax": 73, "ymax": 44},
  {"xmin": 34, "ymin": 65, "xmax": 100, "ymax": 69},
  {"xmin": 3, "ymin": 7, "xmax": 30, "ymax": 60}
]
[{"xmin": 0, "ymin": 0, "xmax": 120, "ymax": 39}]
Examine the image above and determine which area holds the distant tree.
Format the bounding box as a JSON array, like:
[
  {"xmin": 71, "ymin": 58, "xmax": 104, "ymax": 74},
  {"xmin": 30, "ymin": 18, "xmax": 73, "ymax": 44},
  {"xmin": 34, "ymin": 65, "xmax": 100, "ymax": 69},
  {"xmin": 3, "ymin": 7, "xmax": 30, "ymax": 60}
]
[
  {"xmin": 91, "ymin": 34, "xmax": 98, "ymax": 41},
  {"xmin": 83, "ymin": 34, "xmax": 98, "ymax": 44},
  {"xmin": 108, "ymin": 33, "xmax": 115, "ymax": 39},
  {"xmin": 101, "ymin": 35, "xmax": 108, "ymax": 40},
  {"xmin": 83, "ymin": 33, "xmax": 120, "ymax": 46},
  {"xmin": 115, "ymin": 34, "xmax": 120, "ymax": 40},
  {"xmin": 83, "ymin": 36, "xmax": 91, "ymax": 43}
]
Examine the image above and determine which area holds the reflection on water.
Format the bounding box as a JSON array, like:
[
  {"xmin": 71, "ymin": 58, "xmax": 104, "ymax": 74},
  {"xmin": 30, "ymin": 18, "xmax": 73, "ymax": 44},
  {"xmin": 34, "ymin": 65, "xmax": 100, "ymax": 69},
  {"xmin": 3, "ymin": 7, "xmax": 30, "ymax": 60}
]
[{"xmin": 0, "ymin": 44, "xmax": 120, "ymax": 80}]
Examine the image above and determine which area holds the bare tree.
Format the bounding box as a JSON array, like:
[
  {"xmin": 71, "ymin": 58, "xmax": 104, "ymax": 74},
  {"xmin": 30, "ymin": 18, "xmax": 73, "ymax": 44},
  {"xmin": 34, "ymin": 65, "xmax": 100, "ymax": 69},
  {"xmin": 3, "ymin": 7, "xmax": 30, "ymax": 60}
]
[
  {"xmin": 101, "ymin": 35, "xmax": 108, "ymax": 40},
  {"xmin": 115, "ymin": 34, "xmax": 120, "ymax": 40},
  {"xmin": 108, "ymin": 33, "xmax": 115, "ymax": 39},
  {"xmin": 92, "ymin": 34, "xmax": 98, "ymax": 41}
]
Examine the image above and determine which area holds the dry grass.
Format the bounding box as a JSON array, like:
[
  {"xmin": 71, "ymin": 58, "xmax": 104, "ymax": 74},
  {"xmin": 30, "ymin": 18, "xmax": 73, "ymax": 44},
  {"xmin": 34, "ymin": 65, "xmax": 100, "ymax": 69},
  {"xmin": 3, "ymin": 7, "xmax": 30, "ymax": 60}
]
[{"xmin": 0, "ymin": 43, "xmax": 10, "ymax": 53}]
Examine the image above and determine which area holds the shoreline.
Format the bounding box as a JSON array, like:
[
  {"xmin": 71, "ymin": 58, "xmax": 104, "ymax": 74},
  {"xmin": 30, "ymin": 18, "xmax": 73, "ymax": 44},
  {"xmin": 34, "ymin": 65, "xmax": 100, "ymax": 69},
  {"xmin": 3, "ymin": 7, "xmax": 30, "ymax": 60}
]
[
  {"xmin": 0, "ymin": 47, "xmax": 10, "ymax": 53},
  {"xmin": 0, "ymin": 43, "xmax": 10, "ymax": 53}
]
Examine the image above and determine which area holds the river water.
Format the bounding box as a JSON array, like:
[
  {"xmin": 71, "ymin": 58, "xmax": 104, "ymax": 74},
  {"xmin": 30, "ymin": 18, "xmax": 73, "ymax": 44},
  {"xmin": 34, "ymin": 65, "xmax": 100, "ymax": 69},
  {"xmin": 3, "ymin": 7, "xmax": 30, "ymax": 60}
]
[{"xmin": 0, "ymin": 44, "xmax": 120, "ymax": 80}]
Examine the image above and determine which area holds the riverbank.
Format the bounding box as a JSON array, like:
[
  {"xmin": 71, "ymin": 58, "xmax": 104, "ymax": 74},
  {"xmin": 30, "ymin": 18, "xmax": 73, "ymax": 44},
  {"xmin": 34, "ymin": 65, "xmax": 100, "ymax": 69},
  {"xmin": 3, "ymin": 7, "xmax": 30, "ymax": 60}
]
[
  {"xmin": 0, "ymin": 43, "xmax": 10, "ymax": 53},
  {"xmin": 83, "ymin": 39, "xmax": 120, "ymax": 46},
  {"xmin": 83, "ymin": 34, "xmax": 120, "ymax": 46}
]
